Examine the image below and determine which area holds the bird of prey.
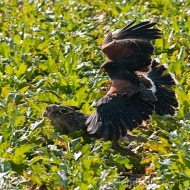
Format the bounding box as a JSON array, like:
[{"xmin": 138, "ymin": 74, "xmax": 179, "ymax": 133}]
[{"xmin": 43, "ymin": 20, "xmax": 179, "ymax": 159}]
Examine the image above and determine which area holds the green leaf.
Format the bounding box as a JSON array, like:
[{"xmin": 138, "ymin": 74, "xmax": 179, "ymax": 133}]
[
  {"xmin": 14, "ymin": 63, "xmax": 27, "ymax": 78},
  {"xmin": 31, "ymin": 119, "xmax": 45, "ymax": 131},
  {"xmin": 0, "ymin": 43, "xmax": 10, "ymax": 58},
  {"xmin": 57, "ymin": 171, "xmax": 68, "ymax": 188},
  {"xmin": 46, "ymin": 57, "xmax": 55, "ymax": 73},
  {"xmin": 0, "ymin": 159, "xmax": 11, "ymax": 173}
]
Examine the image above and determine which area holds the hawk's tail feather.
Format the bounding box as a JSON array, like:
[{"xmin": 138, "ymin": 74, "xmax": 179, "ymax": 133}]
[
  {"xmin": 147, "ymin": 61, "xmax": 179, "ymax": 116},
  {"xmin": 154, "ymin": 84, "xmax": 179, "ymax": 116},
  {"xmin": 156, "ymin": 85, "xmax": 178, "ymax": 107},
  {"xmin": 148, "ymin": 61, "xmax": 177, "ymax": 85},
  {"xmin": 150, "ymin": 73, "xmax": 176, "ymax": 85}
]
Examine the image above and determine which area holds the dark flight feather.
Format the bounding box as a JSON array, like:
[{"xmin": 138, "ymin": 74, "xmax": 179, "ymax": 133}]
[
  {"xmin": 141, "ymin": 60, "xmax": 179, "ymax": 115},
  {"xmin": 86, "ymin": 93, "xmax": 155, "ymax": 140},
  {"xmin": 101, "ymin": 21, "xmax": 161, "ymax": 61}
]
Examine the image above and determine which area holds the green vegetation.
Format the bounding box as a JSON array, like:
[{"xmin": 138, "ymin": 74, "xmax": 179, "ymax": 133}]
[{"xmin": 0, "ymin": 0, "xmax": 189, "ymax": 189}]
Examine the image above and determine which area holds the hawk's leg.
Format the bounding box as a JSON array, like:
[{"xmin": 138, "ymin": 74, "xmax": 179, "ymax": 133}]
[{"xmin": 111, "ymin": 141, "xmax": 141, "ymax": 161}]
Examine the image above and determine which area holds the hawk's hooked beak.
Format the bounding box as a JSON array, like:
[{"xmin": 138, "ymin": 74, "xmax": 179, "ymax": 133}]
[{"xmin": 99, "ymin": 67, "xmax": 105, "ymax": 73}]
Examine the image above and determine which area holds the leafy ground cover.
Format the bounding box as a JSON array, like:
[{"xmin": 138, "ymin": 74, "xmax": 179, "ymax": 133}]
[{"xmin": 0, "ymin": 0, "xmax": 189, "ymax": 189}]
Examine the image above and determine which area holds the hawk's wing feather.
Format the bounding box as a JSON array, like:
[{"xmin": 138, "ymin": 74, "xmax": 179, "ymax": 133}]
[
  {"xmin": 129, "ymin": 100, "xmax": 152, "ymax": 120},
  {"xmin": 110, "ymin": 98, "xmax": 139, "ymax": 130},
  {"xmin": 86, "ymin": 111, "xmax": 99, "ymax": 133},
  {"xmin": 102, "ymin": 32, "xmax": 113, "ymax": 46},
  {"xmin": 102, "ymin": 21, "xmax": 160, "ymax": 46},
  {"xmin": 147, "ymin": 62, "xmax": 176, "ymax": 85},
  {"xmin": 110, "ymin": 110, "xmax": 127, "ymax": 137},
  {"xmin": 102, "ymin": 20, "xmax": 137, "ymax": 46},
  {"xmin": 86, "ymin": 95, "xmax": 154, "ymax": 141},
  {"xmin": 115, "ymin": 21, "xmax": 150, "ymax": 36},
  {"xmin": 101, "ymin": 21, "xmax": 161, "ymax": 60},
  {"xmin": 114, "ymin": 21, "xmax": 161, "ymax": 40},
  {"xmin": 120, "ymin": 20, "xmax": 136, "ymax": 31}
]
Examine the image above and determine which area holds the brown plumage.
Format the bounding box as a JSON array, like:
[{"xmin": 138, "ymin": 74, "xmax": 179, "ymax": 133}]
[
  {"xmin": 43, "ymin": 61, "xmax": 178, "ymax": 160},
  {"xmin": 101, "ymin": 21, "xmax": 161, "ymax": 72},
  {"xmin": 101, "ymin": 55, "xmax": 152, "ymax": 73},
  {"xmin": 102, "ymin": 21, "xmax": 161, "ymax": 59},
  {"xmin": 86, "ymin": 61, "xmax": 179, "ymax": 141}
]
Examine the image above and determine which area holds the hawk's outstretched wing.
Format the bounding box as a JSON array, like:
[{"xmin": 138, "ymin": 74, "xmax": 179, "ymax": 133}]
[
  {"xmin": 101, "ymin": 21, "xmax": 161, "ymax": 61},
  {"xmin": 86, "ymin": 92, "xmax": 155, "ymax": 141}
]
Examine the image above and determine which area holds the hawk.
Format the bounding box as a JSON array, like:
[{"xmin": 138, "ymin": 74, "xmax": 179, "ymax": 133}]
[{"xmin": 44, "ymin": 20, "xmax": 179, "ymax": 159}]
